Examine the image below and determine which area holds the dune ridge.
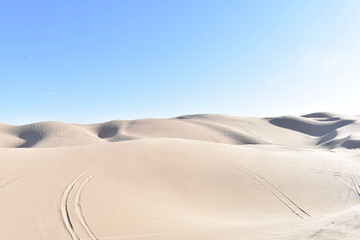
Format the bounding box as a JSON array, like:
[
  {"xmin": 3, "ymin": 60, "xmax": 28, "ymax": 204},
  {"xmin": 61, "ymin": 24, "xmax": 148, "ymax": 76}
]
[
  {"xmin": 1, "ymin": 112, "xmax": 359, "ymax": 149},
  {"xmin": 0, "ymin": 112, "xmax": 360, "ymax": 240}
]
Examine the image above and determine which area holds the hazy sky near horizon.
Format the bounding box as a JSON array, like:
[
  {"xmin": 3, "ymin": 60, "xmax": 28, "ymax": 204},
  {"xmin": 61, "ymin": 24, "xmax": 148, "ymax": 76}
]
[{"xmin": 1, "ymin": 0, "xmax": 360, "ymax": 124}]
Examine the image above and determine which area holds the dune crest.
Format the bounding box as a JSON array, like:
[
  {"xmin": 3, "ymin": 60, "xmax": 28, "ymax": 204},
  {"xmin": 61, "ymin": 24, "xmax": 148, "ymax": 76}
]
[{"xmin": 1, "ymin": 112, "xmax": 359, "ymax": 149}]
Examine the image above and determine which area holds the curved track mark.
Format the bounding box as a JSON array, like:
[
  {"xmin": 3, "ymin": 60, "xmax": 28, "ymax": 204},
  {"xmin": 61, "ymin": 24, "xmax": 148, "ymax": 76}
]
[
  {"xmin": 75, "ymin": 173, "xmax": 98, "ymax": 240},
  {"xmin": 0, "ymin": 163, "xmax": 49, "ymax": 192},
  {"xmin": 220, "ymin": 159, "xmax": 310, "ymax": 219},
  {"xmin": 61, "ymin": 171, "xmax": 89, "ymax": 240},
  {"xmin": 249, "ymin": 169, "xmax": 311, "ymax": 217},
  {"xmin": 349, "ymin": 169, "xmax": 360, "ymax": 199}
]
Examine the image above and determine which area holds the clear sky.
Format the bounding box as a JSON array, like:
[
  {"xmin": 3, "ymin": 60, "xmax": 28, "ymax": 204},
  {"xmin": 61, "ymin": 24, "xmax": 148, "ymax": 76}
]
[{"xmin": 1, "ymin": 0, "xmax": 360, "ymax": 124}]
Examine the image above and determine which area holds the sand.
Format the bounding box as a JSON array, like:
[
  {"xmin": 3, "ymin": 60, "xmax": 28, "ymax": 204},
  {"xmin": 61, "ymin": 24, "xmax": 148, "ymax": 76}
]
[{"xmin": 1, "ymin": 112, "xmax": 360, "ymax": 239}]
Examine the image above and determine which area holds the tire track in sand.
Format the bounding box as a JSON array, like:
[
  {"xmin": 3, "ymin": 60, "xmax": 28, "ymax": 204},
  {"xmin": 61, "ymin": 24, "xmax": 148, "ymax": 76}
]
[
  {"xmin": 348, "ymin": 166, "xmax": 360, "ymax": 199},
  {"xmin": 74, "ymin": 173, "xmax": 98, "ymax": 240},
  {"xmin": 0, "ymin": 162, "xmax": 49, "ymax": 192},
  {"xmin": 220, "ymin": 159, "xmax": 311, "ymax": 219},
  {"xmin": 61, "ymin": 170, "xmax": 98, "ymax": 240}
]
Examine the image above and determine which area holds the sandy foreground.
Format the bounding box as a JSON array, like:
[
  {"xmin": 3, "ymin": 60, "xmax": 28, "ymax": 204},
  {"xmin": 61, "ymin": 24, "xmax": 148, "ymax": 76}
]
[{"xmin": 1, "ymin": 112, "xmax": 360, "ymax": 240}]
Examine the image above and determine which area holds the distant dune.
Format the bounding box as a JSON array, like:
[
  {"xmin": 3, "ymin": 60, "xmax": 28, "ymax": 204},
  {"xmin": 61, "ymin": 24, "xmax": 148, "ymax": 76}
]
[
  {"xmin": 1, "ymin": 113, "xmax": 360, "ymax": 239},
  {"xmin": 1, "ymin": 112, "xmax": 360, "ymax": 149}
]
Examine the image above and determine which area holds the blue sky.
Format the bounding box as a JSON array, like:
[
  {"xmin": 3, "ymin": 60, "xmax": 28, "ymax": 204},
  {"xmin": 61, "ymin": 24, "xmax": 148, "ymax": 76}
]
[{"xmin": 1, "ymin": 0, "xmax": 360, "ymax": 124}]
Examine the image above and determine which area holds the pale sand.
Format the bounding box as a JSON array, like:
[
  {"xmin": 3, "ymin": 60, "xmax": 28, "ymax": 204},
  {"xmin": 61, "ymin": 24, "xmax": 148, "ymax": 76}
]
[{"xmin": 1, "ymin": 112, "xmax": 360, "ymax": 239}]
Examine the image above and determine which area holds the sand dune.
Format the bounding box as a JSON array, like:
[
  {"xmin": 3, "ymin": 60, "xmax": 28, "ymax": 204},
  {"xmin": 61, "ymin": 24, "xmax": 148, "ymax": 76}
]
[
  {"xmin": 1, "ymin": 112, "xmax": 360, "ymax": 239},
  {"xmin": 1, "ymin": 112, "xmax": 360, "ymax": 150},
  {"xmin": 3, "ymin": 112, "xmax": 359, "ymax": 149}
]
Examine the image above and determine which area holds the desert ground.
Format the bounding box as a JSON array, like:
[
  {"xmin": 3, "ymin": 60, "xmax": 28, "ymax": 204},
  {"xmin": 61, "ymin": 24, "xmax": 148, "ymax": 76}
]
[{"xmin": 1, "ymin": 112, "xmax": 360, "ymax": 240}]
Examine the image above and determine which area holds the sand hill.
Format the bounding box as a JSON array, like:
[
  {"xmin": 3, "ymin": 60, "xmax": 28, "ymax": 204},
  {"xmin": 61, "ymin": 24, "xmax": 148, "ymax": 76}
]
[{"xmin": 1, "ymin": 112, "xmax": 360, "ymax": 239}]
